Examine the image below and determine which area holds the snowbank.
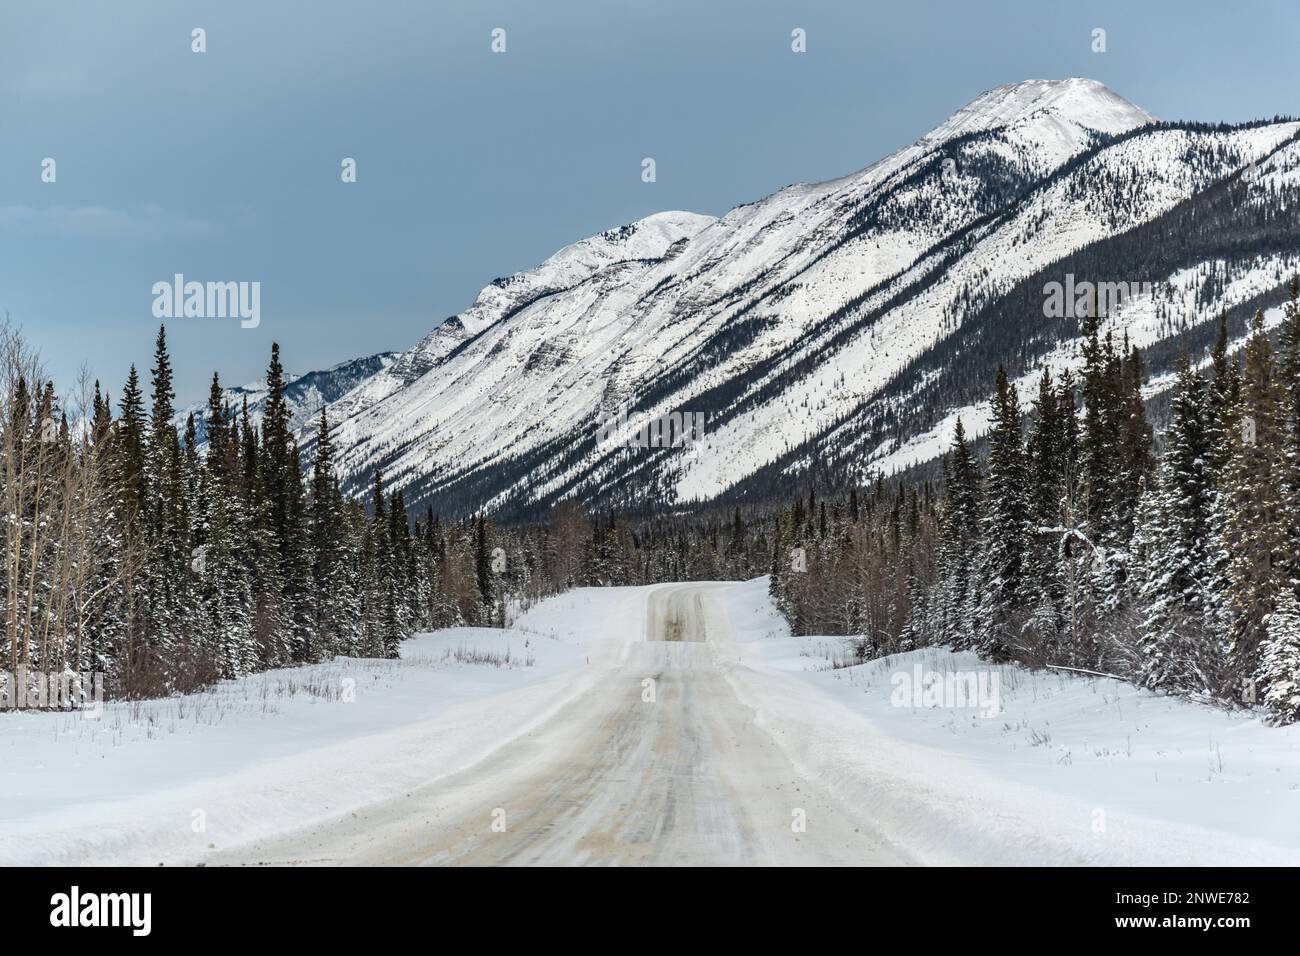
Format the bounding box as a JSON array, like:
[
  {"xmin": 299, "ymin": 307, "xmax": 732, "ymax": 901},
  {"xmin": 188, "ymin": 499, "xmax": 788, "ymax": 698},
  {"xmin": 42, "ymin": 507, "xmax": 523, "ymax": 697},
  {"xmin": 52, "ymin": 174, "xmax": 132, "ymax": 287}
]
[
  {"xmin": 0, "ymin": 587, "xmax": 644, "ymax": 866},
  {"xmin": 717, "ymin": 577, "xmax": 1300, "ymax": 865}
]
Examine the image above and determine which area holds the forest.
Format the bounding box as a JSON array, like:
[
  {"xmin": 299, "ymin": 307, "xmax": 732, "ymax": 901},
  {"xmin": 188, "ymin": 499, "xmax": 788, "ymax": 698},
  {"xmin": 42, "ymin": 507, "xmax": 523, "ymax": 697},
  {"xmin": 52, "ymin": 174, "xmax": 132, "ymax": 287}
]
[
  {"xmin": 0, "ymin": 323, "xmax": 590, "ymax": 702},
  {"xmin": 765, "ymin": 282, "xmax": 1300, "ymax": 724},
  {"xmin": 3, "ymin": 278, "xmax": 1298, "ymax": 726}
]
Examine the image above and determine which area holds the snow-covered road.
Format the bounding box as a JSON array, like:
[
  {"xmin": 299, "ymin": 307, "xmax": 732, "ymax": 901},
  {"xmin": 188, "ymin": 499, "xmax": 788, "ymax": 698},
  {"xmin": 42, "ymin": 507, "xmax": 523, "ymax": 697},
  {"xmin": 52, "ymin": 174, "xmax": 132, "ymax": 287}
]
[
  {"xmin": 213, "ymin": 584, "xmax": 910, "ymax": 865},
  {"xmin": 6, "ymin": 578, "xmax": 1298, "ymax": 866}
]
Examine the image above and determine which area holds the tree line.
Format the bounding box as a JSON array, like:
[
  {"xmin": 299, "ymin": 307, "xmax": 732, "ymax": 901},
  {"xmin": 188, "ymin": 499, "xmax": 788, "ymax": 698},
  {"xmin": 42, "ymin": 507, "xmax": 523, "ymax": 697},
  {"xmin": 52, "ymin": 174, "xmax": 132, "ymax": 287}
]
[
  {"xmin": 0, "ymin": 325, "xmax": 607, "ymax": 705},
  {"xmin": 768, "ymin": 280, "xmax": 1300, "ymax": 724},
  {"xmin": 7, "ymin": 276, "xmax": 1299, "ymax": 726}
]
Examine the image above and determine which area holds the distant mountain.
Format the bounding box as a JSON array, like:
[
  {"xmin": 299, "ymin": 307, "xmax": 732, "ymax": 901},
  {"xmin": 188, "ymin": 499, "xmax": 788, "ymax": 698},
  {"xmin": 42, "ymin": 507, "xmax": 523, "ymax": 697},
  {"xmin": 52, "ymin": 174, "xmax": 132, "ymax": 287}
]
[
  {"xmin": 180, "ymin": 352, "xmax": 397, "ymax": 445},
  {"xmin": 301, "ymin": 78, "xmax": 1300, "ymax": 518}
]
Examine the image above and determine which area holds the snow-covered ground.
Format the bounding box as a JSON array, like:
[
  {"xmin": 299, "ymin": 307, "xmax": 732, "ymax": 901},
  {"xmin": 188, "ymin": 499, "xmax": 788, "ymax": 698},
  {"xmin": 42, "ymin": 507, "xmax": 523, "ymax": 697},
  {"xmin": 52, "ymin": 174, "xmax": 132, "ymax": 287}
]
[
  {"xmin": 721, "ymin": 578, "xmax": 1300, "ymax": 865},
  {"xmin": 0, "ymin": 588, "xmax": 645, "ymax": 866},
  {"xmin": 3, "ymin": 578, "xmax": 1297, "ymax": 865}
]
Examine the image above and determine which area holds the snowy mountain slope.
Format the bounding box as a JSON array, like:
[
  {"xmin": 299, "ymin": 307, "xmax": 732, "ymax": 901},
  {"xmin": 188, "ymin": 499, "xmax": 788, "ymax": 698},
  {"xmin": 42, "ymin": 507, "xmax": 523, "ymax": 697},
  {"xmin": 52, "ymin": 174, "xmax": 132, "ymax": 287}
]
[
  {"xmin": 715, "ymin": 123, "xmax": 1300, "ymax": 491},
  {"xmin": 309, "ymin": 78, "xmax": 1300, "ymax": 516},
  {"xmin": 870, "ymin": 254, "xmax": 1300, "ymax": 478},
  {"xmin": 320, "ymin": 211, "xmax": 716, "ymax": 434},
  {"xmin": 665, "ymin": 123, "xmax": 1298, "ymax": 499}
]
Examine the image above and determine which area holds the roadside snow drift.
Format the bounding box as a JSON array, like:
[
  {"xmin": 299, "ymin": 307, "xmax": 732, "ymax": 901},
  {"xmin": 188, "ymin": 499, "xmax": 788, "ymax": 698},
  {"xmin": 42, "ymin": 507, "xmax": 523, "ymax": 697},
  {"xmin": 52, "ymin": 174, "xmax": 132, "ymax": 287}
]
[
  {"xmin": 2, "ymin": 579, "xmax": 1297, "ymax": 866},
  {"xmin": 721, "ymin": 578, "xmax": 1300, "ymax": 865},
  {"xmin": 0, "ymin": 588, "xmax": 644, "ymax": 866}
]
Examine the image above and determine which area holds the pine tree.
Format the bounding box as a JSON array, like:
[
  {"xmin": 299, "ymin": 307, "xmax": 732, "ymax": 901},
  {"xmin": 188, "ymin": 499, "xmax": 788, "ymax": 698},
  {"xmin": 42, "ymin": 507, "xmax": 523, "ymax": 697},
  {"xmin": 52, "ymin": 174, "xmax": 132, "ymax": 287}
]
[
  {"xmin": 1203, "ymin": 309, "xmax": 1243, "ymax": 639},
  {"xmin": 387, "ymin": 485, "xmax": 417, "ymax": 632},
  {"xmin": 1204, "ymin": 310, "xmax": 1240, "ymax": 485},
  {"xmin": 1116, "ymin": 342, "xmax": 1154, "ymax": 544},
  {"xmin": 200, "ymin": 466, "xmax": 256, "ymax": 679},
  {"xmin": 245, "ymin": 343, "xmax": 310, "ymax": 665},
  {"xmin": 475, "ymin": 512, "xmax": 494, "ymax": 621},
  {"xmin": 117, "ymin": 364, "xmax": 147, "ymax": 520},
  {"xmin": 364, "ymin": 470, "xmax": 402, "ymax": 656},
  {"xmin": 1080, "ymin": 302, "xmax": 1117, "ymax": 537},
  {"xmin": 1221, "ymin": 311, "xmax": 1289, "ymax": 696},
  {"xmin": 1025, "ymin": 369, "xmax": 1066, "ymax": 651},
  {"xmin": 1053, "ymin": 369, "xmax": 1087, "ymax": 654},
  {"xmin": 204, "ymin": 373, "xmax": 231, "ymax": 483},
  {"xmin": 146, "ymin": 326, "xmax": 188, "ymax": 690},
  {"xmin": 1276, "ymin": 278, "xmax": 1300, "ymax": 586},
  {"xmin": 976, "ymin": 367, "xmax": 1031, "ymax": 660},
  {"xmin": 78, "ymin": 381, "xmax": 128, "ymax": 682},
  {"xmin": 308, "ymin": 407, "xmax": 345, "ymax": 658},
  {"xmin": 936, "ymin": 418, "xmax": 981, "ymax": 646},
  {"xmin": 1136, "ymin": 355, "xmax": 1217, "ymax": 691},
  {"xmin": 240, "ymin": 396, "xmax": 258, "ymax": 502},
  {"xmin": 149, "ymin": 326, "xmax": 175, "ymax": 435}
]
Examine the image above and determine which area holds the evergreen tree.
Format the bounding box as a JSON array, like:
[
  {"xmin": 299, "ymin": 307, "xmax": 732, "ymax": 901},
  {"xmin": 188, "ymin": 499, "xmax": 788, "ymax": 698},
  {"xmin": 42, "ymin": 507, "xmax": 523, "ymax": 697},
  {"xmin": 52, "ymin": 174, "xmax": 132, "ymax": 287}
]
[
  {"xmin": 1025, "ymin": 369, "xmax": 1067, "ymax": 648},
  {"xmin": 1116, "ymin": 342, "xmax": 1154, "ymax": 543},
  {"xmin": 117, "ymin": 364, "xmax": 147, "ymax": 520},
  {"xmin": 1276, "ymin": 278, "xmax": 1300, "ymax": 586},
  {"xmin": 1080, "ymin": 302, "xmax": 1117, "ymax": 537},
  {"xmin": 976, "ymin": 367, "xmax": 1031, "ymax": 660},
  {"xmin": 1204, "ymin": 310, "xmax": 1240, "ymax": 485},
  {"xmin": 1258, "ymin": 587, "xmax": 1300, "ymax": 724},
  {"xmin": 1221, "ymin": 311, "xmax": 1288, "ymax": 695},
  {"xmin": 1136, "ymin": 356, "xmax": 1217, "ymax": 691},
  {"xmin": 146, "ymin": 326, "xmax": 188, "ymax": 689},
  {"xmin": 308, "ymin": 407, "xmax": 345, "ymax": 657},
  {"xmin": 240, "ymin": 396, "xmax": 258, "ymax": 502},
  {"xmin": 936, "ymin": 418, "xmax": 981, "ymax": 646},
  {"xmin": 475, "ymin": 512, "xmax": 494, "ymax": 621}
]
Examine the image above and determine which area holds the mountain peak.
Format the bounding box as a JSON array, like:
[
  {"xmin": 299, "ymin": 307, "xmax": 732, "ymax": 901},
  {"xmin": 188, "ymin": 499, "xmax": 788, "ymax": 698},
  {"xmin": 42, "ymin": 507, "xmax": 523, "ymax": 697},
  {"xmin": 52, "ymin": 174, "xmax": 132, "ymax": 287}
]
[
  {"xmin": 921, "ymin": 77, "xmax": 1155, "ymax": 147},
  {"xmin": 317, "ymin": 82, "xmax": 1299, "ymax": 522}
]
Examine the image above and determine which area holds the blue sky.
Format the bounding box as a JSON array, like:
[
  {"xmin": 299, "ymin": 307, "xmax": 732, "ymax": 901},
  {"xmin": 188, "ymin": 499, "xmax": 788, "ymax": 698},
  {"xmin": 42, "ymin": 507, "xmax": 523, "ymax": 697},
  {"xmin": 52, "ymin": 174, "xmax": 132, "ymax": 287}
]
[{"xmin": 2, "ymin": 0, "xmax": 1296, "ymax": 406}]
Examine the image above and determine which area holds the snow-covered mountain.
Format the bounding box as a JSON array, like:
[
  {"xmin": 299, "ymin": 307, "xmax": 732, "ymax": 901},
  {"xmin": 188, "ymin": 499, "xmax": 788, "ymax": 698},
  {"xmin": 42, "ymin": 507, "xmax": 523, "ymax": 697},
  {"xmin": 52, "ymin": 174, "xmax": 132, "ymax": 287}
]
[
  {"xmin": 304, "ymin": 78, "xmax": 1300, "ymax": 517},
  {"xmin": 181, "ymin": 352, "xmax": 397, "ymax": 445}
]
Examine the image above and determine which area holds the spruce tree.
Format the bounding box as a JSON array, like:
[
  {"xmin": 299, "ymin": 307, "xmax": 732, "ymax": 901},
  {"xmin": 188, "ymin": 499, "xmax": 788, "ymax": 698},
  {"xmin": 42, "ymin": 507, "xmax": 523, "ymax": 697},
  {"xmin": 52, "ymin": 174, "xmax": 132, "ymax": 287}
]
[
  {"xmin": 475, "ymin": 512, "xmax": 494, "ymax": 621},
  {"xmin": 1221, "ymin": 311, "xmax": 1288, "ymax": 695},
  {"xmin": 1116, "ymin": 342, "xmax": 1154, "ymax": 543},
  {"xmin": 1204, "ymin": 310, "xmax": 1240, "ymax": 485},
  {"xmin": 308, "ymin": 407, "xmax": 345, "ymax": 657},
  {"xmin": 937, "ymin": 418, "xmax": 981, "ymax": 646},
  {"xmin": 1025, "ymin": 369, "xmax": 1066, "ymax": 647},
  {"xmin": 146, "ymin": 326, "xmax": 187, "ymax": 688},
  {"xmin": 976, "ymin": 367, "xmax": 1031, "ymax": 660},
  {"xmin": 1080, "ymin": 302, "xmax": 1116, "ymax": 537},
  {"xmin": 1258, "ymin": 587, "xmax": 1300, "ymax": 724},
  {"xmin": 117, "ymin": 364, "xmax": 147, "ymax": 520},
  {"xmin": 1136, "ymin": 355, "xmax": 1216, "ymax": 691},
  {"xmin": 1275, "ymin": 277, "xmax": 1300, "ymax": 586}
]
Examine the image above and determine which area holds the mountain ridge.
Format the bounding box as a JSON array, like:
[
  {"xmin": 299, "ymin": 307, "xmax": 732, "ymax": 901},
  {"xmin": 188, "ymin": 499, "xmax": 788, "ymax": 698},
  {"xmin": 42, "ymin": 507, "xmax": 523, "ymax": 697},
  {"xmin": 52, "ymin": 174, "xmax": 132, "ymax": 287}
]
[{"xmin": 287, "ymin": 79, "xmax": 1299, "ymax": 518}]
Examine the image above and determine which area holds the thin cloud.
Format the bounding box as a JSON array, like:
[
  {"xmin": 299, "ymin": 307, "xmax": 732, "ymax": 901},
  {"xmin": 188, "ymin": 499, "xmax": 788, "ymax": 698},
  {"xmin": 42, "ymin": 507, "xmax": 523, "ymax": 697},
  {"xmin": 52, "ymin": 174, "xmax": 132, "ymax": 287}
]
[{"xmin": 0, "ymin": 203, "xmax": 222, "ymax": 241}]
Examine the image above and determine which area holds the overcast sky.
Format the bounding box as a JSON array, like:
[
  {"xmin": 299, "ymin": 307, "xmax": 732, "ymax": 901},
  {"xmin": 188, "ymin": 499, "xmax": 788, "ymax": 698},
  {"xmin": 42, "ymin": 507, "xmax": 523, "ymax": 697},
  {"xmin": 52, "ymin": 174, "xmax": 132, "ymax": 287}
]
[{"xmin": 3, "ymin": 0, "xmax": 1297, "ymax": 406}]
